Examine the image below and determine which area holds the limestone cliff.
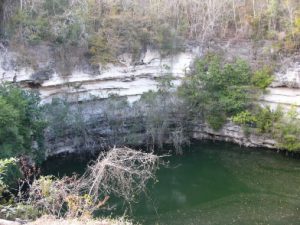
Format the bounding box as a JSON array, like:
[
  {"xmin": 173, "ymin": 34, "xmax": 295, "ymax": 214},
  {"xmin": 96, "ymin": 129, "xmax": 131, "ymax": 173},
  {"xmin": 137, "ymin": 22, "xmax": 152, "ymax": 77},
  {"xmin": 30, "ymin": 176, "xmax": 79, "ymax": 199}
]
[{"xmin": 0, "ymin": 41, "xmax": 299, "ymax": 154}]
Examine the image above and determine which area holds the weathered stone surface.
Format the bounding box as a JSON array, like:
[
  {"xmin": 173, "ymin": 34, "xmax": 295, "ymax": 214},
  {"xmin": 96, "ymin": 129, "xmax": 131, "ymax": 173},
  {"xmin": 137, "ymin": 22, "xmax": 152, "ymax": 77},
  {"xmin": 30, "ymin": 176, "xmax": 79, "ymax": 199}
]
[
  {"xmin": 1, "ymin": 47, "xmax": 195, "ymax": 104},
  {"xmin": 1, "ymin": 44, "xmax": 300, "ymax": 154},
  {"xmin": 193, "ymin": 122, "xmax": 277, "ymax": 149},
  {"xmin": 0, "ymin": 219, "xmax": 21, "ymax": 225},
  {"xmin": 30, "ymin": 69, "xmax": 54, "ymax": 84},
  {"xmin": 272, "ymin": 62, "xmax": 300, "ymax": 88}
]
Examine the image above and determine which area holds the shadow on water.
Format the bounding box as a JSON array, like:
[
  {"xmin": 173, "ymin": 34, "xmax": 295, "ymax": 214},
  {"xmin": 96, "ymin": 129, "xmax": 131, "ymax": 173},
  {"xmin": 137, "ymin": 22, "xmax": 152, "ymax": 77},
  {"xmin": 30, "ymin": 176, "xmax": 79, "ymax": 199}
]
[{"xmin": 42, "ymin": 141, "xmax": 300, "ymax": 225}]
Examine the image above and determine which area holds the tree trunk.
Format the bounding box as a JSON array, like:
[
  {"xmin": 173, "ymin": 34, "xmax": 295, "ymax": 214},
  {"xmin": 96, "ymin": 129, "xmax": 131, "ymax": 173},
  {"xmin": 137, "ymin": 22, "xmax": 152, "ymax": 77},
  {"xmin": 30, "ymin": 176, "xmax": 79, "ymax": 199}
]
[
  {"xmin": 252, "ymin": 0, "xmax": 256, "ymax": 17},
  {"xmin": 0, "ymin": 0, "xmax": 4, "ymax": 36}
]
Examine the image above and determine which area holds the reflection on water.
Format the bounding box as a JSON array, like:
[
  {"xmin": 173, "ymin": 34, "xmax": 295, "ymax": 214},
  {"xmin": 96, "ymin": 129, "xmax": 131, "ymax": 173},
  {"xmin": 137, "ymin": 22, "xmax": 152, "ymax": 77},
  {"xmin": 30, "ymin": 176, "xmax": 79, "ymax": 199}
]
[
  {"xmin": 43, "ymin": 141, "xmax": 300, "ymax": 225},
  {"xmin": 132, "ymin": 142, "xmax": 300, "ymax": 225}
]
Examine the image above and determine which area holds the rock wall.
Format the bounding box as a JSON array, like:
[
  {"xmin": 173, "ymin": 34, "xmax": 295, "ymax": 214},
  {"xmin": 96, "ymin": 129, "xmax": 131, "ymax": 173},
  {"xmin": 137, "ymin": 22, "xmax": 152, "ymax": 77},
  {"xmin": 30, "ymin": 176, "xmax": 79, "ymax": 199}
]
[
  {"xmin": 193, "ymin": 59, "xmax": 300, "ymax": 149},
  {"xmin": 0, "ymin": 47, "xmax": 196, "ymax": 104},
  {"xmin": 193, "ymin": 122, "xmax": 277, "ymax": 149},
  {"xmin": 0, "ymin": 42, "xmax": 300, "ymax": 154}
]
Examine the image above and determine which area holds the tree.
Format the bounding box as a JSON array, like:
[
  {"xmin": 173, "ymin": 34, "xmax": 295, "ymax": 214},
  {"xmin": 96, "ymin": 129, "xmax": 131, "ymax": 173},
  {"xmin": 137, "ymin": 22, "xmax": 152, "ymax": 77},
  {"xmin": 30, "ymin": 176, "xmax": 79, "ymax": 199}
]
[
  {"xmin": 179, "ymin": 55, "xmax": 253, "ymax": 130},
  {"xmin": 0, "ymin": 84, "xmax": 45, "ymax": 162}
]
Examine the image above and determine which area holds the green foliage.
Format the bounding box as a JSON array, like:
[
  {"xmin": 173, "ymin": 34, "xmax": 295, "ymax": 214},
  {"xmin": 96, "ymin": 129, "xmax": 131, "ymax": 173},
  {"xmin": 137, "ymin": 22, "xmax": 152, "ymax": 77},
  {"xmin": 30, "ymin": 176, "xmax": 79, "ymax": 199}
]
[
  {"xmin": 0, "ymin": 158, "xmax": 22, "ymax": 200},
  {"xmin": 232, "ymin": 107, "xmax": 284, "ymax": 140},
  {"xmin": 7, "ymin": 0, "xmax": 84, "ymax": 46},
  {"xmin": 155, "ymin": 24, "xmax": 184, "ymax": 57},
  {"xmin": 252, "ymin": 66, "xmax": 274, "ymax": 89},
  {"xmin": 139, "ymin": 90, "xmax": 159, "ymax": 102},
  {"xmin": 207, "ymin": 112, "xmax": 227, "ymax": 131},
  {"xmin": 2, "ymin": 0, "xmax": 300, "ymax": 66},
  {"xmin": 235, "ymin": 105, "xmax": 300, "ymax": 152},
  {"xmin": 9, "ymin": 10, "xmax": 50, "ymax": 44},
  {"xmin": 0, "ymin": 84, "xmax": 46, "ymax": 162},
  {"xmin": 273, "ymin": 107, "xmax": 300, "ymax": 152},
  {"xmin": 44, "ymin": 98, "xmax": 91, "ymax": 153},
  {"xmin": 254, "ymin": 106, "xmax": 283, "ymax": 134},
  {"xmin": 88, "ymin": 34, "xmax": 115, "ymax": 65},
  {"xmin": 4, "ymin": 0, "xmax": 186, "ymax": 65},
  {"xmin": 232, "ymin": 110, "xmax": 257, "ymax": 125},
  {"xmin": 180, "ymin": 55, "xmax": 253, "ymax": 130}
]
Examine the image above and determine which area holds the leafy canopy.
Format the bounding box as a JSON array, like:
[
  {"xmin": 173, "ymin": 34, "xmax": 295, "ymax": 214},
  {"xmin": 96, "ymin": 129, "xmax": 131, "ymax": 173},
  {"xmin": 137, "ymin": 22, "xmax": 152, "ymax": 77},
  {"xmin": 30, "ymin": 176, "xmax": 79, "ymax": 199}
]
[
  {"xmin": 0, "ymin": 84, "xmax": 45, "ymax": 162},
  {"xmin": 180, "ymin": 55, "xmax": 253, "ymax": 130}
]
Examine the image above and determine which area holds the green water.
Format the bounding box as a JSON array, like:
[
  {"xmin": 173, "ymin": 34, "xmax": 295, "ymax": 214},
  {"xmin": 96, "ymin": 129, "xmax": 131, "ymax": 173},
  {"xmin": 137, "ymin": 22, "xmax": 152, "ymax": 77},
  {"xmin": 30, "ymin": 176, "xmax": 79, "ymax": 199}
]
[{"xmin": 43, "ymin": 141, "xmax": 300, "ymax": 225}]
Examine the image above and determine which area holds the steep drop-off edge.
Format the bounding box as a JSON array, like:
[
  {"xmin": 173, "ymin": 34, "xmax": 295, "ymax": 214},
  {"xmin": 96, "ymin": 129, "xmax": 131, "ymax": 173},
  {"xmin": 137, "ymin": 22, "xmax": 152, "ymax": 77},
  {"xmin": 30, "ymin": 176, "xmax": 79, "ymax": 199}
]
[{"xmin": 0, "ymin": 42, "xmax": 300, "ymax": 155}]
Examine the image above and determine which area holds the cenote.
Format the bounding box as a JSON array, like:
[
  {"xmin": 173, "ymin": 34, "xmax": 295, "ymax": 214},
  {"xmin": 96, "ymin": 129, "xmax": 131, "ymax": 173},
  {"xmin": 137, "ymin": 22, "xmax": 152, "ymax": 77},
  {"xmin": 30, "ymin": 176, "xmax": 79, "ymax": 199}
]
[{"xmin": 42, "ymin": 141, "xmax": 300, "ymax": 225}]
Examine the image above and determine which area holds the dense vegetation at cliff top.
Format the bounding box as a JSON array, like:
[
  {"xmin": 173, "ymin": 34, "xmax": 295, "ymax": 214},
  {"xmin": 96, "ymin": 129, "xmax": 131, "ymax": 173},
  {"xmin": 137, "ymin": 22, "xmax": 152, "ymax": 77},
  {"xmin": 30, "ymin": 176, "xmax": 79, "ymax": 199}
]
[{"xmin": 0, "ymin": 0, "xmax": 300, "ymax": 70}]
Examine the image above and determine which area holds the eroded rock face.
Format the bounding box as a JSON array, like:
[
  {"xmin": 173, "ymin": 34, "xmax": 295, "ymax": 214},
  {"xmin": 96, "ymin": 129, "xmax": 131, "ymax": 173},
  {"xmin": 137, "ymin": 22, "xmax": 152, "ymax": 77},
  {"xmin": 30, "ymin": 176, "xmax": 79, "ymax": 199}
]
[
  {"xmin": 0, "ymin": 219, "xmax": 22, "ymax": 225},
  {"xmin": 272, "ymin": 62, "xmax": 300, "ymax": 88},
  {"xmin": 193, "ymin": 122, "xmax": 277, "ymax": 149},
  {"xmin": 1, "ymin": 47, "xmax": 195, "ymax": 104},
  {"xmin": 260, "ymin": 87, "xmax": 300, "ymax": 115},
  {"xmin": 0, "ymin": 43, "xmax": 300, "ymax": 154}
]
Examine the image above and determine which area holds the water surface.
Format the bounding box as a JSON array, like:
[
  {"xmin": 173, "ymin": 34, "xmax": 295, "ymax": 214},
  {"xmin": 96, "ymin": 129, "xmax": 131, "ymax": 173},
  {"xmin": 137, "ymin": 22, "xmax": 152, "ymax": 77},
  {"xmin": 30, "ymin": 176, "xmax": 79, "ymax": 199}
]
[{"xmin": 43, "ymin": 141, "xmax": 300, "ymax": 224}]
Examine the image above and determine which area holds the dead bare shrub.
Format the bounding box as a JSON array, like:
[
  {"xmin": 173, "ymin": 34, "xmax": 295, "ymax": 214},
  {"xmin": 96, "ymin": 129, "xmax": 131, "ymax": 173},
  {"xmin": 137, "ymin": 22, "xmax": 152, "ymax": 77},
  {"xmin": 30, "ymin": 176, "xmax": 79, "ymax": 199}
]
[
  {"xmin": 28, "ymin": 147, "xmax": 162, "ymax": 218},
  {"xmin": 81, "ymin": 147, "xmax": 161, "ymax": 203}
]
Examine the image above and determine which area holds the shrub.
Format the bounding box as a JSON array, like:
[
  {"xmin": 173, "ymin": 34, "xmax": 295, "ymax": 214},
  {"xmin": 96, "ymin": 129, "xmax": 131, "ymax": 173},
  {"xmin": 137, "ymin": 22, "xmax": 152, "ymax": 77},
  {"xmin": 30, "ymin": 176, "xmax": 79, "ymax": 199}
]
[
  {"xmin": 273, "ymin": 107, "xmax": 300, "ymax": 152},
  {"xmin": 207, "ymin": 113, "xmax": 227, "ymax": 131},
  {"xmin": 154, "ymin": 23, "xmax": 184, "ymax": 57},
  {"xmin": 28, "ymin": 148, "xmax": 161, "ymax": 218},
  {"xmin": 232, "ymin": 110, "xmax": 257, "ymax": 126},
  {"xmin": 0, "ymin": 84, "xmax": 46, "ymax": 162},
  {"xmin": 254, "ymin": 106, "xmax": 283, "ymax": 134},
  {"xmin": 237, "ymin": 105, "xmax": 300, "ymax": 152},
  {"xmin": 88, "ymin": 33, "xmax": 116, "ymax": 65},
  {"xmin": 9, "ymin": 10, "xmax": 50, "ymax": 44},
  {"xmin": 179, "ymin": 55, "xmax": 253, "ymax": 130},
  {"xmin": 252, "ymin": 66, "xmax": 274, "ymax": 89},
  {"xmin": 136, "ymin": 87, "xmax": 190, "ymax": 154},
  {"xmin": 0, "ymin": 158, "xmax": 22, "ymax": 202},
  {"xmin": 27, "ymin": 216, "xmax": 134, "ymax": 225}
]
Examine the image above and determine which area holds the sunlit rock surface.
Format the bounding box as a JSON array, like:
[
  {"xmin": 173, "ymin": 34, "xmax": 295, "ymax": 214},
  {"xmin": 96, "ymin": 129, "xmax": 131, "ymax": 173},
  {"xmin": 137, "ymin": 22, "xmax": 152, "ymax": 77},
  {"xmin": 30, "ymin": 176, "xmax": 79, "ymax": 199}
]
[
  {"xmin": 0, "ymin": 45, "xmax": 299, "ymax": 154},
  {"xmin": 193, "ymin": 122, "xmax": 277, "ymax": 149},
  {"xmin": 1, "ymin": 48, "xmax": 195, "ymax": 104}
]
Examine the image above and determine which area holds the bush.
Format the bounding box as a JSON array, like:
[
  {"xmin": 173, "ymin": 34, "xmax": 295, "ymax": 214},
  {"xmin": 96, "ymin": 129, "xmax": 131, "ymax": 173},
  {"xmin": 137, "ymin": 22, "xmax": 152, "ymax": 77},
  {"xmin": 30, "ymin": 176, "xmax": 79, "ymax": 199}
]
[
  {"xmin": 254, "ymin": 106, "xmax": 283, "ymax": 134},
  {"xmin": 252, "ymin": 66, "xmax": 274, "ymax": 90},
  {"xmin": 179, "ymin": 55, "xmax": 253, "ymax": 130},
  {"xmin": 232, "ymin": 110, "xmax": 257, "ymax": 126},
  {"xmin": 273, "ymin": 107, "xmax": 300, "ymax": 152},
  {"xmin": 28, "ymin": 148, "xmax": 161, "ymax": 218},
  {"xmin": 88, "ymin": 33, "xmax": 115, "ymax": 65},
  {"xmin": 154, "ymin": 23, "xmax": 184, "ymax": 57},
  {"xmin": 43, "ymin": 98, "xmax": 73, "ymax": 139},
  {"xmin": 0, "ymin": 158, "xmax": 22, "ymax": 202},
  {"xmin": 9, "ymin": 10, "xmax": 50, "ymax": 44},
  {"xmin": 0, "ymin": 84, "xmax": 46, "ymax": 162},
  {"xmin": 136, "ymin": 87, "xmax": 189, "ymax": 154},
  {"xmin": 236, "ymin": 105, "xmax": 300, "ymax": 152}
]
